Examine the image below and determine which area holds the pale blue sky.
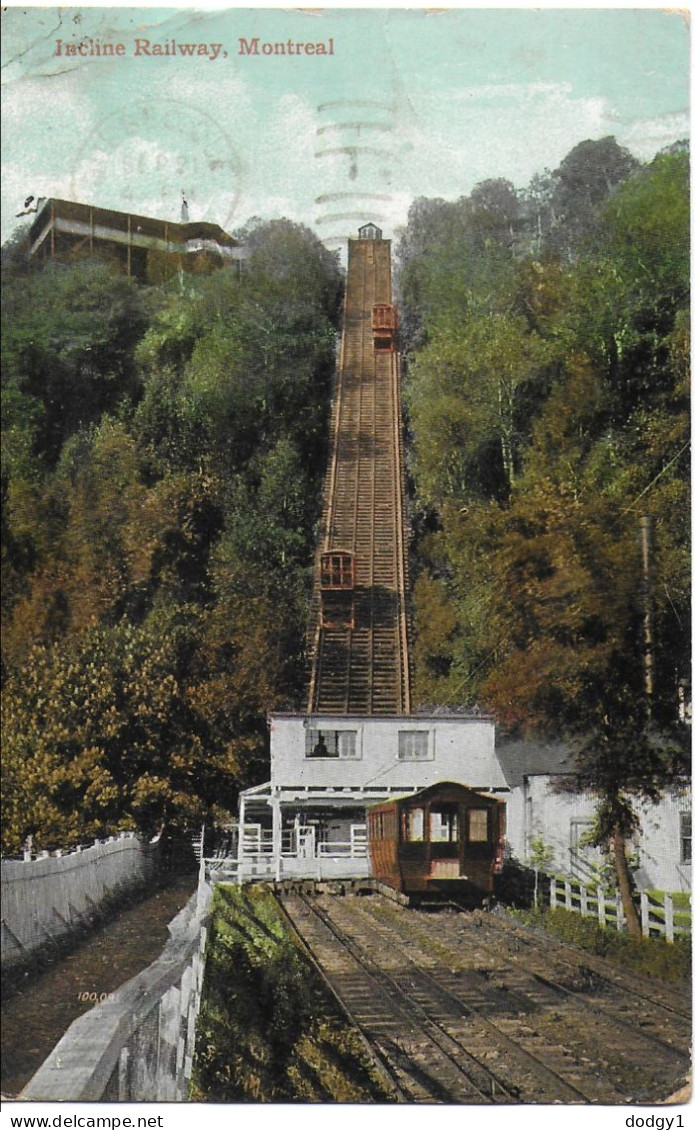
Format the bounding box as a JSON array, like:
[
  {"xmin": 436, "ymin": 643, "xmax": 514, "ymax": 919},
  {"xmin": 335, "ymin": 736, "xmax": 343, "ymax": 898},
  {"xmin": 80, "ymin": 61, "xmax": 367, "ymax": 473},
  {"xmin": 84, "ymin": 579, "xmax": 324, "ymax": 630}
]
[{"xmin": 1, "ymin": 7, "xmax": 689, "ymax": 245}]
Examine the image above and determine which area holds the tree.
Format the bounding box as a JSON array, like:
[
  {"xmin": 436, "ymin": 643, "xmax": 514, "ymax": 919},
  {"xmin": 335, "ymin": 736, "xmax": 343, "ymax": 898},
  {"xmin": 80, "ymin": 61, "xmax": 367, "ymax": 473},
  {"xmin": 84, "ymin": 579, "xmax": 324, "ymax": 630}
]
[
  {"xmin": 397, "ymin": 141, "xmax": 689, "ymax": 933},
  {"xmin": 406, "ymin": 312, "xmax": 552, "ymax": 504},
  {"xmin": 1, "ymin": 619, "xmax": 238, "ymax": 854},
  {"xmin": 545, "ymin": 136, "xmax": 641, "ymax": 258},
  {"xmin": 1, "ymin": 259, "xmax": 150, "ymax": 465},
  {"xmin": 1, "ymin": 217, "xmax": 342, "ymax": 852}
]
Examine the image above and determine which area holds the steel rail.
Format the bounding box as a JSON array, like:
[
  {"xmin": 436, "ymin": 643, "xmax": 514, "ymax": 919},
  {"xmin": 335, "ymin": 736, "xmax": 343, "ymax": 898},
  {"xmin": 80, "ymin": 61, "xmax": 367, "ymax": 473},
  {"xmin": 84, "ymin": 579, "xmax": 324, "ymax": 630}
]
[
  {"xmin": 309, "ymin": 237, "xmax": 411, "ymax": 714},
  {"xmin": 473, "ymin": 913, "xmax": 692, "ymax": 1030},
  {"xmin": 312, "ymin": 894, "xmax": 609, "ymax": 1103},
  {"xmin": 352, "ymin": 896, "xmax": 690, "ymax": 1086},
  {"xmin": 272, "ymin": 892, "xmax": 408, "ymax": 1102},
  {"xmin": 288, "ymin": 892, "xmax": 515, "ymax": 1103}
]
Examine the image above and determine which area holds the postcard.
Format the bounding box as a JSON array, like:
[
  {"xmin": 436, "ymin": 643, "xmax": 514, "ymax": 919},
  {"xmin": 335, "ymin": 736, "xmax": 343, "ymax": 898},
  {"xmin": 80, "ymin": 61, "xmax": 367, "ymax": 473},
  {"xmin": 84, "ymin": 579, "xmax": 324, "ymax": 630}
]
[{"xmin": 1, "ymin": 7, "xmax": 690, "ymax": 1129}]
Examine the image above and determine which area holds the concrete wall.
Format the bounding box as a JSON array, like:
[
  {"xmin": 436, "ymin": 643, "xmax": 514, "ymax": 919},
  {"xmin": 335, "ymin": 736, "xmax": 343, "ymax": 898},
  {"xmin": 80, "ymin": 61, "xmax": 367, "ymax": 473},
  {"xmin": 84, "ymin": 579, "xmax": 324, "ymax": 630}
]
[
  {"xmin": 21, "ymin": 883, "xmax": 212, "ymax": 1102},
  {"xmin": 1, "ymin": 834, "xmax": 159, "ymax": 970},
  {"xmin": 269, "ymin": 713, "xmax": 505, "ymax": 792},
  {"xmin": 505, "ymin": 775, "xmax": 691, "ymax": 893}
]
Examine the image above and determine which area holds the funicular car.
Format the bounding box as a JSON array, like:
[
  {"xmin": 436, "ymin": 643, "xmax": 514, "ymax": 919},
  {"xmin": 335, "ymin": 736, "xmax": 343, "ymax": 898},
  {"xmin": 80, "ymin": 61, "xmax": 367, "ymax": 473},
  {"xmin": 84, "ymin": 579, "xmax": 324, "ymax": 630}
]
[
  {"xmin": 372, "ymin": 304, "xmax": 397, "ymax": 351},
  {"xmin": 367, "ymin": 781, "xmax": 506, "ymax": 904},
  {"xmin": 320, "ymin": 549, "xmax": 356, "ymax": 629}
]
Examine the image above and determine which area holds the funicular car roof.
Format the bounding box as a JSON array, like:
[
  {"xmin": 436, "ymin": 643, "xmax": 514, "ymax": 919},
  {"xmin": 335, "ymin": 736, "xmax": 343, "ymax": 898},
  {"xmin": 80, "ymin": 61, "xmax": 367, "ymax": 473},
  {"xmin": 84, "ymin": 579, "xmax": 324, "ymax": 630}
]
[{"xmin": 367, "ymin": 781, "xmax": 503, "ymax": 811}]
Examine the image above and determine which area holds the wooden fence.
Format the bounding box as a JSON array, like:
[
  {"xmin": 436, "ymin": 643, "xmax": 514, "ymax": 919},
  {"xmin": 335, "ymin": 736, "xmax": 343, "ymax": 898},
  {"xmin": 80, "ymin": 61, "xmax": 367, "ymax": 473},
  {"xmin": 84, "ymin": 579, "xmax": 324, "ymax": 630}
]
[
  {"xmin": 1, "ymin": 833, "xmax": 159, "ymax": 970},
  {"xmin": 549, "ymin": 876, "xmax": 691, "ymax": 943}
]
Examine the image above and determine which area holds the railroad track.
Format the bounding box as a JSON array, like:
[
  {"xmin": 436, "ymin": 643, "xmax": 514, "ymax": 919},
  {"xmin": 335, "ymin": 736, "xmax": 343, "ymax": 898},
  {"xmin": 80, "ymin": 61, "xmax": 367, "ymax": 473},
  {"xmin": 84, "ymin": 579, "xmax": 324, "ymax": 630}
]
[
  {"xmin": 307, "ymin": 237, "xmax": 411, "ymax": 715},
  {"xmin": 331, "ymin": 893, "xmax": 690, "ymax": 1101},
  {"xmin": 279, "ymin": 891, "xmax": 634, "ymax": 1104},
  {"xmin": 470, "ymin": 910, "xmax": 691, "ymax": 1045}
]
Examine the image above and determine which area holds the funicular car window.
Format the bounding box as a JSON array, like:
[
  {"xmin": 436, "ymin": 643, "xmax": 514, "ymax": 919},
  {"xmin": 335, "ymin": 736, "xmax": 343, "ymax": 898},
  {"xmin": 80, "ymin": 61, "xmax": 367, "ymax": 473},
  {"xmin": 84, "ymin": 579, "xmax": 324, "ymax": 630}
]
[
  {"xmin": 430, "ymin": 806, "xmax": 460, "ymax": 842},
  {"xmin": 468, "ymin": 808, "xmax": 489, "ymax": 842},
  {"xmin": 406, "ymin": 807, "xmax": 425, "ymax": 841}
]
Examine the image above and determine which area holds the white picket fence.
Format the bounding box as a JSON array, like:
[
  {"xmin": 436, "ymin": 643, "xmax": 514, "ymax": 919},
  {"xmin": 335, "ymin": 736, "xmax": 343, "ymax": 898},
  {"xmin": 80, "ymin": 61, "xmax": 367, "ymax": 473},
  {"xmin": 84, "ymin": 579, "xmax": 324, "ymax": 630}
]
[{"xmin": 549, "ymin": 876, "xmax": 691, "ymax": 943}]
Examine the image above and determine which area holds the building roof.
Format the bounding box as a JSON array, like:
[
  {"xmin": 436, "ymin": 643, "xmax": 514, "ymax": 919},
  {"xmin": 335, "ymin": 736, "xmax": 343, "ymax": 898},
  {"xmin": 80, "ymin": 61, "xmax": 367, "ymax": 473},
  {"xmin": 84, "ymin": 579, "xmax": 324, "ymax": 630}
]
[
  {"xmin": 367, "ymin": 780, "xmax": 503, "ymax": 809},
  {"xmin": 358, "ymin": 221, "xmax": 383, "ymax": 237},
  {"xmin": 29, "ymin": 198, "xmax": 238, "ymax": 248},
  {"xmin": 495, "ymin": 738, "xmax": 577, "ymax": 789},
  {"xmin": 269, "ymin": 711, "xmax": 494, "ymax": 723}
]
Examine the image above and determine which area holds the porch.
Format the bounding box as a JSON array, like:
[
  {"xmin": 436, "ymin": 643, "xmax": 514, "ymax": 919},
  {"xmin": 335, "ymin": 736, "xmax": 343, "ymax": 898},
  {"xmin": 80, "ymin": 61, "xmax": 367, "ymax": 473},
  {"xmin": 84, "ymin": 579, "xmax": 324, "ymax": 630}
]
[
  {"xmin": 204, "ymin": 820, "xmax": 369, "ymax": 884},
  {"xmin": 205, "ymin": 780, "xmax": 402, "ymax": 884}
]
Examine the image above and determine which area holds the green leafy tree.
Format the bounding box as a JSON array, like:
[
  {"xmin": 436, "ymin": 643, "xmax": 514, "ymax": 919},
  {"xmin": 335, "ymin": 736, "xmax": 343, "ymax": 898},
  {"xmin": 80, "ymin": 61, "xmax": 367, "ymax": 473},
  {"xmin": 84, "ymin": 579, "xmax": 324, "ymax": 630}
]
[
  {"xmin": 406, "ymin": 312, "xmax": 552, "ymax": 503},
  {"xmin": 399, "ymin": 142, "xmax": 689, "ymax": 934},
  {"xmin": 1, "ymin": 618, "xmax": 238, "ymax": 855},
  {"xmin": 2, "ymin": 218, "xmax": 343, "ymax": 852}
]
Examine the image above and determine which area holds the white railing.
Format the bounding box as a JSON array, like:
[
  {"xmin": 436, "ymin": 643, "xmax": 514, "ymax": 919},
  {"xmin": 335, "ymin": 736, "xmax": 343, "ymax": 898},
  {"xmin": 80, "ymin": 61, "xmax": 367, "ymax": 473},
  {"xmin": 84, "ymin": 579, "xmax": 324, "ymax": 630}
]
[
  {"xmin": 206, "ymin": 823, "xmax": 369, "ymax": 884},
  {"xmin": 318, "ymin": 841, "xmax": 365, "ymax": 857},
  {"xmin": 549, "ymin": 876, "xmax": 691, "ymax": 943}
]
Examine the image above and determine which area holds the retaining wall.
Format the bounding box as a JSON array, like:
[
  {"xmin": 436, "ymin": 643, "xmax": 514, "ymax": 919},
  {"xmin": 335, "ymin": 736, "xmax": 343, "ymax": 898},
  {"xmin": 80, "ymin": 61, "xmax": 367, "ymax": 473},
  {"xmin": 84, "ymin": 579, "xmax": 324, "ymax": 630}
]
[
  {"xmin": 1, "ymin": 834, "xmax": 159, "ymax": 970},
  {"xmin": 21, "ymin": 883, "xmax": 212, "ymax": 1102}
]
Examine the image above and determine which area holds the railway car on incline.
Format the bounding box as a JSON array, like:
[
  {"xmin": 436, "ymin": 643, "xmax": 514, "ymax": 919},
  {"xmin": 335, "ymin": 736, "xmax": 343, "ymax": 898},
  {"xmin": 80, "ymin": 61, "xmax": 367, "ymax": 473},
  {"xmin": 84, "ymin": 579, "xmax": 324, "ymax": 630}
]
[
  {"xmin": 319, "ymin": 549, "xmax": 356, "ymax": 629},
  {"xmin": 372, "ymin": 303, "xmax": 397, "ymax": 351},
  {"xmin": 367, "ymin": 781, "xmax": 505, "ymax": 905}
]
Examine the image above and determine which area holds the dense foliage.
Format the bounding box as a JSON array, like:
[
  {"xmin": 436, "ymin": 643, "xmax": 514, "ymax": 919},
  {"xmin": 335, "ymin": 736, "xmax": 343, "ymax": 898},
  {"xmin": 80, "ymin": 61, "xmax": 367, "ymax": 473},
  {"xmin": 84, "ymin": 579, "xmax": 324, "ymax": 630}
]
[
  {"xmin": 397, "ymin": 138, "xmax": 690, "ymax": 903},
  {"xmin": 191, "ymin": 885, "xmax": 394, "ymax": 1102},
  {"xmin": 1, "ymin": 137, "xmax": 689, "ymax": 874},
  {"xmin": 1, "ymin": 221, "xmax": 342, "ymax": 853}
]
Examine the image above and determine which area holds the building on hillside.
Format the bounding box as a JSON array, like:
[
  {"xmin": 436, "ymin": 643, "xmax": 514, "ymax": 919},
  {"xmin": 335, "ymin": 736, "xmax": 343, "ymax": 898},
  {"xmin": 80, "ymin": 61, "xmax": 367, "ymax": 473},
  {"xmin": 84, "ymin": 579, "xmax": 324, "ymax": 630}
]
[
  {"xmin": 27, "ymin": 198, "xmax": 245, "ymax": 282},
  {"xmin": 237, "ymin": 712, "xmax": 508, "ymax": 882},
  {"xmin": 497, "ymin": 739, "xmax": 692, "ymax": 894}
]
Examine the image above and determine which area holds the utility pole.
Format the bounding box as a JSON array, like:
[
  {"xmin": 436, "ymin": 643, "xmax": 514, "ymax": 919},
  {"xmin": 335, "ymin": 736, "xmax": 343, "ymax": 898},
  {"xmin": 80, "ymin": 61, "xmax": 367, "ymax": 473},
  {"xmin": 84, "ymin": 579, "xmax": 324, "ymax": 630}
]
[{"xmin": 639, "ymin": 515, "xmax": 655, "ymax": 705}]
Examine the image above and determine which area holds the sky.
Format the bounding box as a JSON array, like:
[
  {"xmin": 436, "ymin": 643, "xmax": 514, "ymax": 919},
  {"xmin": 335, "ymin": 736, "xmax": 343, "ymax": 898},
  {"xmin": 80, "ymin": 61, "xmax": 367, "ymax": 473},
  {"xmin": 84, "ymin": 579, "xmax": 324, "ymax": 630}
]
[{"xmin": 0, "ymin": 7, "xmax": 690, "ymax": 247}]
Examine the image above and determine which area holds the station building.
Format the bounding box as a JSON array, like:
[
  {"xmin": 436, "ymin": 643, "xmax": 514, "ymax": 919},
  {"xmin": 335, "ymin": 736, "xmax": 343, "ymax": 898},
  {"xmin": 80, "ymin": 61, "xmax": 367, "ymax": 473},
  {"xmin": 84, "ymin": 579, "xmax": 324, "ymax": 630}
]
[
  {"xmin": 27, "ymin": 198, "xmax": 245, "ymax": 282},
  {"xmin": 237, "ymin": 712, "xmax": 508, "ymax": 882}
]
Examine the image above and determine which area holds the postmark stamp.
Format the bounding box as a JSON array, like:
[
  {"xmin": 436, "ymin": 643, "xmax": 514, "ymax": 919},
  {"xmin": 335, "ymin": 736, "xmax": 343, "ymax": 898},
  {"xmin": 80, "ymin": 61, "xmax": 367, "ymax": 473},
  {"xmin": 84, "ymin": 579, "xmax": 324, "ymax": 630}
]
[{"xmin": 69, "ymin": 98, "xmax": 244, "ymax": 231}]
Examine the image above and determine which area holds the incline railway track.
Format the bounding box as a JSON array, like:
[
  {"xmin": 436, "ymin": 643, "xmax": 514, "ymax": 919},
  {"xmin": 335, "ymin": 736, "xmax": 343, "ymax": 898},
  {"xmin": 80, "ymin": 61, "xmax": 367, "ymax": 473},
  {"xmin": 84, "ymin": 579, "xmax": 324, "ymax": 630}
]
[
  {"xmin": 470, "ymin": 911, "xmax": 691, "ymax": 1046},
  {"xmin": 307, "ymin": 236, "xmax": 411, "ymax": 714},
  {"xmin": 279, "ymin": 891, "xmax": 690, "ymax": 1105}
]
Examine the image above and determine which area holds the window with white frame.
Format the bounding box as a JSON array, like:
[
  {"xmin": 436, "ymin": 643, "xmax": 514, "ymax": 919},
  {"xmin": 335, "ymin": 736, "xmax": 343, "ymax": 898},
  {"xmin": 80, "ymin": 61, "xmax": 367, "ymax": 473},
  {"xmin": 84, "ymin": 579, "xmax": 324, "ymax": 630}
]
[
  {"xmin": 397, "ymin": 730, "xmax": 430, "ymax": 761},
  {"xmin": 681, "ymin": 811, "xmax": 692, "ymax": 864},
  {"xmin": 305, "ymin": 729, "xmax": 359, "ymax": 759}
]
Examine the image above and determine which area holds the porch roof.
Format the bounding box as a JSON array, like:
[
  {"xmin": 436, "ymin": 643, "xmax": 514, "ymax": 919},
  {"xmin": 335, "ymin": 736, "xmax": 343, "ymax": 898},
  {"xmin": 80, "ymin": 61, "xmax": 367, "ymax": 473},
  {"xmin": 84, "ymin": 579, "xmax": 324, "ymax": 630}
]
[{"xmin": 239, "ymin": 781, "xmax": 509, "ymax": 810}]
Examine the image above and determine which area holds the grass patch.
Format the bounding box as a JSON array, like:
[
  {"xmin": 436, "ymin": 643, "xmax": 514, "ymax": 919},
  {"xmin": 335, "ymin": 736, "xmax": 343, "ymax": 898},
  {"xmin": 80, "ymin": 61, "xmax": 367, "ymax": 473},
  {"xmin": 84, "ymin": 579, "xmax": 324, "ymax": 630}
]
[
  {"xmin": 191, "ymin": 885, "xmax": 395, "ymax": 1103},
  {"xmin": 509, "ymin": 906, "xmax": 691, "ymax": 985}
]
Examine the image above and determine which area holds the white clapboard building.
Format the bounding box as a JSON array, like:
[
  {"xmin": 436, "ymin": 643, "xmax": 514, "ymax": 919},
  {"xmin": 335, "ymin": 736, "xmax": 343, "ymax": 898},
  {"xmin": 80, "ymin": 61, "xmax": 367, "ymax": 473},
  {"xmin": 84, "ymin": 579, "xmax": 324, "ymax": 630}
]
[
  {"xmin": 234, "ymin": 712, "xmax": 508, "ymax": 882},
  {"xmin": 497, "ymin": 740, "xmax": 692, "ymax": 894},
  {"xmin": 228, "ymin": 728, "xmax": 691, "ymax": 893}
]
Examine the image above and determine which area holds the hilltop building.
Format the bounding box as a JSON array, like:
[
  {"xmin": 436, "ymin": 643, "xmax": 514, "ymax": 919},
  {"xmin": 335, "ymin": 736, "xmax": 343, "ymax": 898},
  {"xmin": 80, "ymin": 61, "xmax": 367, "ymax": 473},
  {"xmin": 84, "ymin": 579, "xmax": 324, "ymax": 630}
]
[{"xmin": 27, "ymin": 198, "xmax": 245, "ymax": 282}]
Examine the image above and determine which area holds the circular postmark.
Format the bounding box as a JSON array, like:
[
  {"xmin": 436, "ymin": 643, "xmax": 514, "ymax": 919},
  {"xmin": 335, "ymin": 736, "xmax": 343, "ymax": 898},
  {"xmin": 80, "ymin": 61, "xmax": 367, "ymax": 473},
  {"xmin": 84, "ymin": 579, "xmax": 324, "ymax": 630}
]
[{"xmin": 69, "ymin": 98, "xmax": 244, "ymax": 232}]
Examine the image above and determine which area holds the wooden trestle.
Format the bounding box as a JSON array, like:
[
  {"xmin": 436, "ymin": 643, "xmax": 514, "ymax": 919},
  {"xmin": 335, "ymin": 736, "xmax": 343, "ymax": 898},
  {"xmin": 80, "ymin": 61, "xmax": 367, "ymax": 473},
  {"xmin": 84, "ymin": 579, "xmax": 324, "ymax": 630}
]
[{"xmin": 307, "ymin": 236, "xmax": 412, "ymax": 715}]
